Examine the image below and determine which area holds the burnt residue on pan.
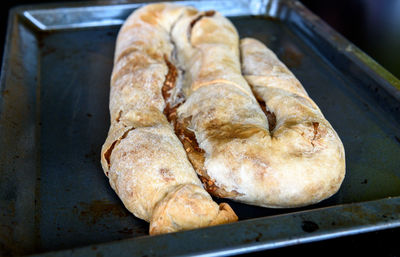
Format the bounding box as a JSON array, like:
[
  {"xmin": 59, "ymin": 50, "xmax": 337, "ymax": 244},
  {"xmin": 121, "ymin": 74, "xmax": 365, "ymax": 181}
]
[
  {"xmin": 280, "ymin": 43, "xmax": 303, "ymax": 69},
  {"xmin": 77, "ymin": 200, "xmax": 130, "ymax": 225},
  {"xmin": 301, "ymin": 220, "xmax": 319, "ymax": 233}
]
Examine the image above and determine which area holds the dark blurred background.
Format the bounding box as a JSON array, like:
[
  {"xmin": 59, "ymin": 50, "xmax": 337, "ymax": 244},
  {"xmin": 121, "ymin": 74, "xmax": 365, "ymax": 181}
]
[
  {"xmin": 2, "ymin": 0, "xmax": 400, "ymax": 79},
  {"xmin": 1, "ymin": 0, "xmax": 400, "ymax": 256},
  {"xmin": 302, "ymin": 0, "xmax": 400, "ymax": 79}
]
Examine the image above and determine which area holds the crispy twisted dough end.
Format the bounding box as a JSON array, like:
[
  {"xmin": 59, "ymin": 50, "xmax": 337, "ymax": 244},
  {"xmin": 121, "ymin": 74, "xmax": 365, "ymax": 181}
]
[{"xmin": 150, "ymin": 184, "xmax": 237, "ymax": 235}]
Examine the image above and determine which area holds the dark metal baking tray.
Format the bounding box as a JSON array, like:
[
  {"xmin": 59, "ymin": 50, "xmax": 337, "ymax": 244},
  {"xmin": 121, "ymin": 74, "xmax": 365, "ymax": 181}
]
[{"xmin": 1, "ymin": 0, "xmax": 400, "ymax": 256}]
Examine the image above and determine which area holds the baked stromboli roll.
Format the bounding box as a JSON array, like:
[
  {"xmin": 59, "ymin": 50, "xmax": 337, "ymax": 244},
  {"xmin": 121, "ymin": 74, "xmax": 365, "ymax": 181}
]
[
  {"xmin": 239, "ymin": 38, "xmax": 345, "ymax": 207},
  {"xmin": 100, "ymin": 3, "xmax": 237, "ymax": 235},
  {"xmin": 172, "ymin": 11, "xmax": 345, "ymax": 207},
  {"xmin": 170, "ymin": 9, "xmax": 266, "ymax": 197}
]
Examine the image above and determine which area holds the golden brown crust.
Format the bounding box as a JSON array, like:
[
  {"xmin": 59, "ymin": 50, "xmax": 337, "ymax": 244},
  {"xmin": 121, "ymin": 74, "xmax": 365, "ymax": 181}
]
[
  {"xmin": 101, "ymin": 3, "xmax": 237, "ymax": 235},
  {"xmin": 174, "ymin": 117, "xmax": 241, "ymax": 198},
  {"xmin": 149, "ymin": 184, "xmax": 237, "ymax": 235},
  {"xmin": 170, "ymin": 10, "xmax": 345, "ymax": 207},
  {"xmin": 102, "ymin": 3, "xmax": 345, "ymax": 236}
]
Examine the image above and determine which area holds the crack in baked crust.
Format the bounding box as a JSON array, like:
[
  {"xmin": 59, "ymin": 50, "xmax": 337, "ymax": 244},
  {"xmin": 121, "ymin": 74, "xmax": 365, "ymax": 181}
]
[
  {"xmin": 174, "ymin": 117, "xmax": 240, "ymax": 198},
  {"xmin": 161, "ymin": 53, "xmax": 239, "ymax": 198},
  {"xmin": 103, "ymin": 127, "xmax": 135, "ymax": 172},
  {"xmin": 256, "ymin": 97, "xmax": 277, "ymax": 133},
  {"xmin": 188, "ymin": 10, "xmax": 215, "ymax": 42}
]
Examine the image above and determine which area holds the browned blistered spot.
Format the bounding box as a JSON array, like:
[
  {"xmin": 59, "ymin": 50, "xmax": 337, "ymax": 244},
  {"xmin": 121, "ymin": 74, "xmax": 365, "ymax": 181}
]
[
  {"xmin": 187, "ymin": 8, "xmax": 199, "ymax": 16},
  {"xmin": 140, "ymin": 14, "xmax": 158, "ymax": 25},
  {"xmin": 188, "ymin": 10, "xmax": 216, "ymax": 41},
  {"xmin": 148, "ymin": 4, "xmax": 166, "ymax": 13},
  {"xmin": 139, "ymin": 4, "xmax": 165, "ymax": 26},
  {"xmin": 159, "ymin": 168, "xmax": 175, "ymax": 182},
  {"xmin": 145, "ymin": 48, "xmax": 163, "ymax": 61},
  {"xmin": 205, "ymin": 122, "xmax": 266, "ymax": 143},
  {"xmin": 204, "ymin": 10, "xmax": 216, "ymax": 16},
  {"xmin": 115, "ymin": 46, "xmax": 140, "ymax": 63},
  {"xmin": 112, "ymin": 52, "xmax": 154, "ymax": 84},
  {"xmin": 190, "ymin": 10, "xmax": 216, "ymax": 29},
  {"xmin": 138, "ymin": 4, "xmax": 168, "ymax": 26}
]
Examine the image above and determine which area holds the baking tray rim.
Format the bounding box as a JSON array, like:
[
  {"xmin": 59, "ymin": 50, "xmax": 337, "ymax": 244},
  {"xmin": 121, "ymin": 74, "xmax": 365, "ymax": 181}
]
[
  {"xmin": 29, "ymin": 197, "xmax": 400, "ymax": 257},
  {"xmin": 1, "ymin": 0, "xmax": 400, "ymax": 256},
  {"xmin": 10, "ymin": 0, "xmax": 400, "ymax": 96}
]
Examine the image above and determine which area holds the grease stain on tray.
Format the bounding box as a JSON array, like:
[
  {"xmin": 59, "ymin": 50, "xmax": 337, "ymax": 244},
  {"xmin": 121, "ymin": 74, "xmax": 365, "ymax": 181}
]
[
  {"xmin": 301, "ymin": 220, "xmax": 319, "ymax": 233},
  {"xmin": 281, "ymin": 43, "xmax": 303, "ymax": 68},
  {"xmin": 118, "ymin": 227, "xmax": 135, "ymax": 234},
  {"xmin": 77, "ymin": 200, "xmax": 130, "ymax": 224},
  {"xmin": 1, "ymin": 89, "xmax": 10, "ymax": 96}
]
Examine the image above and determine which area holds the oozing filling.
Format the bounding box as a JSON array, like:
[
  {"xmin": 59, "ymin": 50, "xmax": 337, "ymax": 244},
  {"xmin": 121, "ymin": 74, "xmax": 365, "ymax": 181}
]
[
  {"xmin": 256, "ymin": 97, "xmax": 277, "ymax": 133},
  {"xmin": 190, "ymin": 10, "xmax": 215, "ymax": 29},
  {"xmin": 161, "ymin": 54, "xmax": 237, "ymax": 197},
  {"xmin": 256, "ymin": 97, "xmax": 321, "ymax": 146},
  {"xmin": 103, "ymin": 127, "xmax": 135, "ymax": 173},
  {"xmin": 161, "ymin": 57, "xmax": 178, "ymax": 110},
  {"xmin": 115, "ymin": 110, "xmax": 122, "ymax": 123},
  {"xmin": 311, "ymin": 122, "xmax": 320, "ymax": 147},
  {"xmin": 159, "ymin": 11, "xmax": 243, "ymax": 197},
  {"xmin": 175, "ymin": 118, "xmax": 239, "ymax": 197}
]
